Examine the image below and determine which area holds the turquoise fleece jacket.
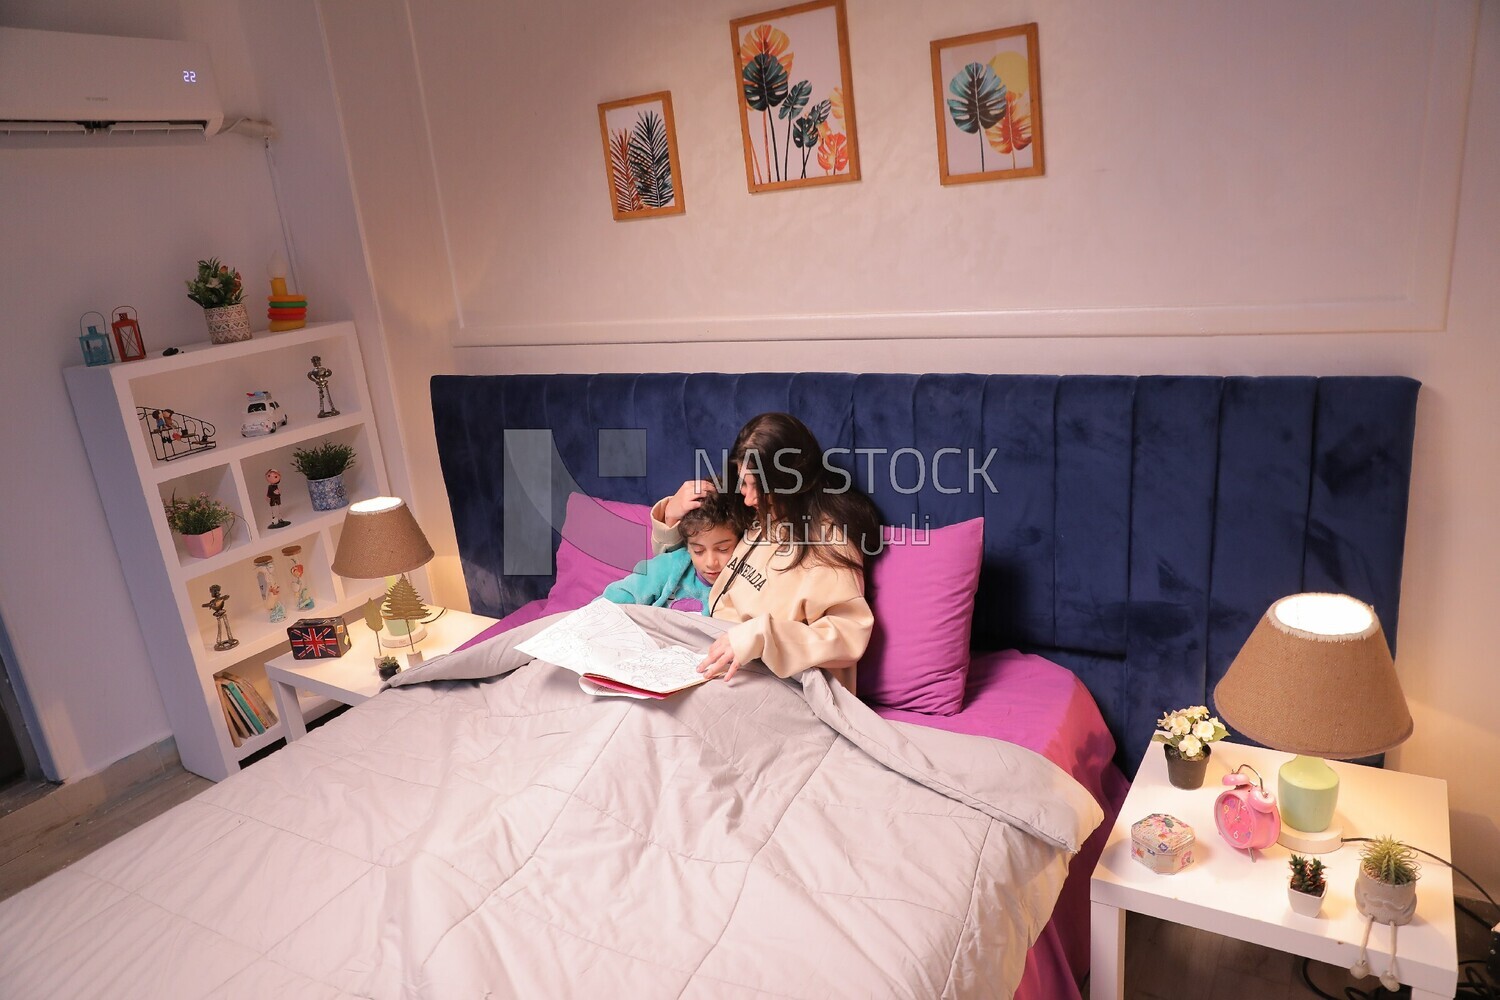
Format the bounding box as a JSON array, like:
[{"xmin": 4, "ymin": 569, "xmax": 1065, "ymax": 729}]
[{"xmin": 601, "ymin": 547, "xmax": 712, "ymax": 614}]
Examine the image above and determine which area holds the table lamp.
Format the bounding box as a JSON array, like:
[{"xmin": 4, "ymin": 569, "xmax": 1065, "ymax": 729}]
[
  {"xmin": 1213, "ymin": 592, "xmax": 1413, "ymax": 854},
  {"xmin": 331, "ymin": 497, "xmax": 435, "ymax": 654}
]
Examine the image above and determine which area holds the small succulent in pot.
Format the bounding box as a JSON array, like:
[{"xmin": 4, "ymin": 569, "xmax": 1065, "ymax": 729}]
[
  {"xmin": 376, "ymin": 654, "xmax": 401, "ymax": 680},
  {"xmin": 1354, "ymin": 834, "xmax": 1421, "ymax": 927},
  {"xmin": 1289, "ymin": 854, "xmax": 1327, "ymax": 896},
  {"xmin": 1359, "ymin": 836, "xmax": 1419, "ymax": 886}
]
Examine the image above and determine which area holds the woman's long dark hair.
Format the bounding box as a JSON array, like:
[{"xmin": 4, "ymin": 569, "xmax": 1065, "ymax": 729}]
[{"xmin": 729, "ymin": 412, "xmax": 881, "ymax": 572}]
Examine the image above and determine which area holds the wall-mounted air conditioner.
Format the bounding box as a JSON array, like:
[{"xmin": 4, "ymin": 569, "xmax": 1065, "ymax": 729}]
[{"xmin": 0, "ymin": 26, "xmax": 223, "ymax": 136}]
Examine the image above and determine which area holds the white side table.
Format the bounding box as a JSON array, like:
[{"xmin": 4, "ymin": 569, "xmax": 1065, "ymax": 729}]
[
  {"xmin": 265, "ymin": 608, "xmax": 499, "ymax": 741},
  {"xmin": 1090, "ymin": 740, "xmax": 1457, "ymax": 999}
]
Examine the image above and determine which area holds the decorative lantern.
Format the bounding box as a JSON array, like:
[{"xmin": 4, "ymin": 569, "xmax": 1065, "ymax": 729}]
[
  {"xmin": 110, "ymin": 306, "xmax": 146, "ymax": 362},
  {"xmin": 78, "ymin": 311, "xmax": 113, "ymax": 366}
]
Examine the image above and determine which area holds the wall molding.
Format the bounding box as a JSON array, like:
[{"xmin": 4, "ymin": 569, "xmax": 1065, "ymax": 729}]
[{"xmin": 445, "ymin": 2, "xmax": 1477, "ymax": 350}]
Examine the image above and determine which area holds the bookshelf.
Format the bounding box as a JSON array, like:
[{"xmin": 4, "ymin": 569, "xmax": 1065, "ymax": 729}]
[{"xmin": 65, "ymin": 321, "xmax": 390, "ymax": 780}]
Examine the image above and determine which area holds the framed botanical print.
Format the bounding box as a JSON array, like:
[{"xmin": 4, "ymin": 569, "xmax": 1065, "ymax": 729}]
[
  {"xmin": 931, "ymin": 23, "xmax": 1044, "ymax": 185},
  {"xmin": 730, "ymin": 0, "xmax": 859, "ymax": 193},
  {"xmin": 598, "ymin": 91, "xmax": 686, "ymax": 221}
]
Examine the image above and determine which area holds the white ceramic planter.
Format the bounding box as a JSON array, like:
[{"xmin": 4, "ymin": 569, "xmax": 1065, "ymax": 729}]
[{"xmin": 1287, "ymin": 885, "xmax": 1324, "ymax": 917}]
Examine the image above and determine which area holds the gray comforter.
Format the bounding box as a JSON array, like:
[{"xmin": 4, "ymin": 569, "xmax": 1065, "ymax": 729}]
[{"xmin": 386, "ymin": 605, "xmax": 1104, "ymax": 998}]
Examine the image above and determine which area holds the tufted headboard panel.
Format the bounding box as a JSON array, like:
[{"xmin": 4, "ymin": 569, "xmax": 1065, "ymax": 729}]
[{"xmin": 430, "ymin": 373, "xmax": 1419, "ymax": 764}]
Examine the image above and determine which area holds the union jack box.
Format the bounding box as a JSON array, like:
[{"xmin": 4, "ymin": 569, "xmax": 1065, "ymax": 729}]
[{"xmin": 287, "ymin": 616, "xmax": 351, "ymax": 660}]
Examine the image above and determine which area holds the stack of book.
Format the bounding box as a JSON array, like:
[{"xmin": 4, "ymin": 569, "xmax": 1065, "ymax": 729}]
[{"xmin": 215, "ymin": 673, "xmax": 278, "ymax": 746}]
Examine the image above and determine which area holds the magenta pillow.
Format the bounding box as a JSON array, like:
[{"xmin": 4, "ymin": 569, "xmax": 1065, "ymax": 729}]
[
  {"xmin": 859, "ymin": 517, "xmax": 984, "ymax": 716},
  {"xmin": 545, "ymin": 493, "xmax": 654, "ymax": 610}
]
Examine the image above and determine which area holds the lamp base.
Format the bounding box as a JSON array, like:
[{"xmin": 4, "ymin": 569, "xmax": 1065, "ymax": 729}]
[
  {"xmin": 382, "ymin": 620, "xmax": 427, "ymax": 644},
  {"xmin": 1279, "ymin": 823, "xmax": 1344, "ymax": 855}
]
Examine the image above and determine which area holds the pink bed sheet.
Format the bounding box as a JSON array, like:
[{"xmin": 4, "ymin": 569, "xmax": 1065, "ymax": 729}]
[{"xmin": 457, "ymin": 602, "xmax": 1127, "ymax": 1000}]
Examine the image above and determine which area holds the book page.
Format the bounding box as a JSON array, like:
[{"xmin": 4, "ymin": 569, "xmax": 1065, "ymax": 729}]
[
  {"xmin": 516, "ymin": 599, "xmax": 660, "ymax": 676},
  {"xmin": 516, "ymin": 600, "xmax": 708, "ymax": 694},
  {"xmin": 606, "ymin": 645, "xmax": 706, "ymax": 693}
]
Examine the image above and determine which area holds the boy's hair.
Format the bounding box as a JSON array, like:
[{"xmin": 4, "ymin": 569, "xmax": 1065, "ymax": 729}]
[{"xmin": 679, "ymin": 491, "xmax": 750, "ymax": 539}]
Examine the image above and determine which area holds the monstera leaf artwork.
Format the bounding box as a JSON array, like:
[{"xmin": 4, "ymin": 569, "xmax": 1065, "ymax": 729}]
[
  {"xmin": 597, "ymin": 92, "xmax": 685, "ymax": 221},
  {"xmin": 731, "ymin": 0, "xmax": 859, "ymax": 192},
  {"xmin": 946, "ymin": 62, "xmax": 1007, "ymax": 171},
  {"xmin": 986, "ymin": 91, "xmax": 1033, "ymax": 167},
  {"xmin": 930, "ymin": 23, "xmax": 1045, "ymax": 184}
]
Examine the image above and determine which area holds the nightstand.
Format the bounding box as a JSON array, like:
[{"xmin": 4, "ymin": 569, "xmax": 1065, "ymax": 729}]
[
  {"xmin": 1090, "ymin": 740, "xmax": 1457, "ymax": 999},
  {"xmin": 265, "ymin": 608, "xmax": 499, "ymax": 740}
]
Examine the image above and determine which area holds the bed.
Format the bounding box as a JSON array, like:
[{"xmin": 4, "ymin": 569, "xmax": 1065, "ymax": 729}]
[{"xmin": 0, "ymin": 373, "xmax": 1418, "ymax": 999}]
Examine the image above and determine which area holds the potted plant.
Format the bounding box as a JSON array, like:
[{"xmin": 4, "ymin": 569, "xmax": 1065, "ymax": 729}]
[
  {"xmin": 1152, "ymin": 706, "xmax": 1229, "ymax": 789},
  {"xmin": 164, "ymin": 492, "xmax": 237, "ymax": 559},
  {"xmin": 1287, "ymin": 854, "xmax": 1328, "ymax": 916},
  {"xmin": 1354, "ymin": 835, "xmax": 1420, "ymax": 926},
  {"xmin": 186, "ymin": 257, "xmax": 251, "ymax": 344},
  {"xmin": 291, "ymin": 439, "xmax": 356, "ymax": 511}
]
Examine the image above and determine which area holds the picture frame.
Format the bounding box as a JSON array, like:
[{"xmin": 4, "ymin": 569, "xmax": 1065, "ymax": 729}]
[
  {"xmin": 597, "ymin": 91, "xmax": 686, "ymax": 222},
  {"xmin": 930, "ymin": 22, "xmax": 1044, "ymax": 185},
  {"xmin": 729, "ymin": 0, "xmax": 859, "ymax": 193}
]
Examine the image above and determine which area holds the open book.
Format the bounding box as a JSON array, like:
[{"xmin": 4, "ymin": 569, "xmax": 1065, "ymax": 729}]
[{"xmin": 515, "ymin": 600, "xmax": 708, "ymax": 699}]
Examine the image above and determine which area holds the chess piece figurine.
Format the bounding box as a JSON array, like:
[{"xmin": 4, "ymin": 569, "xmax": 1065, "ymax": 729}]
[
  {"xmin": 308, "ymin": 355, "xmax": 339, "ymax": 418},
  {"xmin": 202, "ymin": 584, "xmax": 239, "ymax": 651},
  {"xmin": 265, "ymin": 468, "xmax": 291, "ymax": 529}
]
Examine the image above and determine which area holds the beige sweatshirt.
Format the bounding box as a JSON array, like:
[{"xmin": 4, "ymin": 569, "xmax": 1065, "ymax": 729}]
[{"xmin": 651, "ymin": 498, "xmax": 873, "ymax": 693}]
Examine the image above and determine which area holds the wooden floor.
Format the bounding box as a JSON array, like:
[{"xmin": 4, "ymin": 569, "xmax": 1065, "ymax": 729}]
[
  {"xmin": 0, "ymin": 765, "xmax": 210, "ymax": 902},
  {"xmin": 0, "ymin": 765, "xmax": 1492, "ymax": 997}
]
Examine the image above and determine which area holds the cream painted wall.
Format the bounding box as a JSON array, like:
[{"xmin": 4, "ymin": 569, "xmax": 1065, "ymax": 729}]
[
  {"xmin": 0, "ymin": 0, "xmax": 396, "ymax": 781},
  {"xmin": 327, "ymin": 0, "xmax": 1500, "ymax": 895}
]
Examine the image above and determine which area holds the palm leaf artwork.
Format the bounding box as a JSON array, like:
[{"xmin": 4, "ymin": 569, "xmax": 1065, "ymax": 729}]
[
  {"xmin": 609, "ymin": 129, "xmax": 643, "ymax": 215},
  {"xmin": 627, "ymin": 110, "xmax": 674, "ymax": 208},
  {"xmin": 779, "ymin": 80, "xmax": 812, "ymax": 181},
  {"xmin": 792, "ymin": 99, "xmax": 831, "ymax": 178},
  {"xmin": 947, "ymin": 62, "xmax": 1007, "ymax": 171},
  {"xmin": 985, "ymin": 90, "xmax": 1032, "ymax": 169},
  {"xmin": 743, "ymin": 52, "xmax": 790, "ymax": 181}
]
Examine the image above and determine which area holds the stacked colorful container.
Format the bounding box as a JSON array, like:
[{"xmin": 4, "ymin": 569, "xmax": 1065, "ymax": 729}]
[
  {"xmin": 267, "ymin": 259, "xmax": 307, "ymax": 332},
  {"xmin": 268, "ymin": 292, "xmax": 307, "ymax": 332}
]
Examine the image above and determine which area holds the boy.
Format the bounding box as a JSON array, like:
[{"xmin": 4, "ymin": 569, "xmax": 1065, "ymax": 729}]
[{"xmin": 602, "ymin": 492, "xmax": 747, "ymax": 614}]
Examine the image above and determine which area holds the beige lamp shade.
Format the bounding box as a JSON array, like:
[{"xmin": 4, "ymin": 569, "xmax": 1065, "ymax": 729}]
[
  {"xmin": 1213, "ymin": 593, "xmax": 1413, "ymax": 759},
  {"xmin": 330, "ymin": 497, "xmax": 434, "ymax": 579}
]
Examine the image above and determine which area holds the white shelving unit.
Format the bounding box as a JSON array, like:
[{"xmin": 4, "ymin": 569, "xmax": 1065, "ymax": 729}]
[{"xmin": 65, "ymin": 321, "xmax": 390, "ymax": 780}]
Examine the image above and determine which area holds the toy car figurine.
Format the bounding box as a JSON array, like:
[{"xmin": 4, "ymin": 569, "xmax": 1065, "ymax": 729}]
[{"xmin": 240, "ymin": 391, "xmax": 288, "ymax": 437}]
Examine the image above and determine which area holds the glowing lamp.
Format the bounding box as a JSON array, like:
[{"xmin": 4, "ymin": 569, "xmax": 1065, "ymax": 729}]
[{"xmin": 1213, "ymin": 593, "xmax": 1412, "ymax": 854}]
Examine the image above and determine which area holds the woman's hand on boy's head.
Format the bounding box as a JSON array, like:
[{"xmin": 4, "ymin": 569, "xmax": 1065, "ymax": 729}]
[
  {"xmin": 697, "ymin": 633, "xmax": 745, "ymax": 683},
  {"xmin": 665, "ymin": 479, "xmax": 718, "ymax": 525}
]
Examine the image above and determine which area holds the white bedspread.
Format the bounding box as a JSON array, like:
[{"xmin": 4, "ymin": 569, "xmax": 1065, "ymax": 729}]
[{"xmin": 0, "ymin": 607, "xmax": 1101, "ymax": 999}]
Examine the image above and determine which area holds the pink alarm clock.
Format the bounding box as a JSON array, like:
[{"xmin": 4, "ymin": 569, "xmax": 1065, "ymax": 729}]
[{"xmin": 1215, "ymin": 764, "xmax": 1281, "ymax": 859}]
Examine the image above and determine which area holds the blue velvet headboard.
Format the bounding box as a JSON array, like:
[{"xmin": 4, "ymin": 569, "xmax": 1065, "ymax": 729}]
[{"xmin": 430, "ymin": 373, "xmax": 1419, "ymax": 767}]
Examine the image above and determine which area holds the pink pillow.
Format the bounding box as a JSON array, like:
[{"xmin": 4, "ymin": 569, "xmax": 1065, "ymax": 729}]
[
  {"xmin": 860, "ymin": 517, "xmax": 984, "ymax": 716},
  {"xmin": 546, "ymin": 493, "xmax": 654, "ymax": 610}
]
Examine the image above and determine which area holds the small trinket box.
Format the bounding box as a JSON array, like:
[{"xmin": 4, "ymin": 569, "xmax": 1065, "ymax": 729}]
[
  {"xmin": 287, "ymin": 617, "xmax": 351, "ymax": 659},
  {"xmin": 1130, "ymin": 813, "xmax": 1196, "ymax": 875}
]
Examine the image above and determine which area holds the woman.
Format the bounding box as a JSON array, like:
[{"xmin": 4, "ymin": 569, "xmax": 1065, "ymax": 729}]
[{"xmin": 652, "ymin": 412, "xmax": 881, "ymax": 693}]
